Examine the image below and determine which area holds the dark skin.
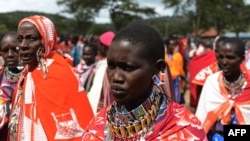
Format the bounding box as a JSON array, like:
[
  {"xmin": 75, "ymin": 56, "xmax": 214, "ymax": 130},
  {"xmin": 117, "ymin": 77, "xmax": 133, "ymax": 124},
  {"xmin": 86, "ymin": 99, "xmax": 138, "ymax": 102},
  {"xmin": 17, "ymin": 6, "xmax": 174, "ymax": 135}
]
[
  {"xmin": 82, "ymin": 45, "xmax": 96, "ymax": 66},
  {"xmin": 167, "ymin": 39, "xmax": 178, "ymax": 55},
  {"xmin": 1, "ymin": 34, "xmax": 20, "ymax": 73},
  {"xmin": 217, "ymin": 43, "xmax": 244, "ymax": 82},
  {"xmin": 84, "ymin": 35, "xmax": 108, "ymax": 59},
  {"xmin": 17, "ymin": 22, "xmax": 43, "ymax": 71},
  {"xmin": 107, "ymin": 40, "xmax": 165, "ymax": 111}
]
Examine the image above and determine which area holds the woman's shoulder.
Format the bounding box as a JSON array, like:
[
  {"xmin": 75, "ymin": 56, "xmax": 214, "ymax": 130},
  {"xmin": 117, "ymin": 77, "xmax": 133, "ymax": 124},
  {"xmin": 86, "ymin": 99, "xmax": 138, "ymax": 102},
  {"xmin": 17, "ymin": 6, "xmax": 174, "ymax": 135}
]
[
  {"xmin": 151, "ymin": 101, "xmax": 207, "ymax": 140},
  {"xmin": 205, "ymin": 70, "xmax": 221, "ymax": 81},
  {"xmin": 81, "ymin": 107, "xmax": 108, "ymax": 141}
]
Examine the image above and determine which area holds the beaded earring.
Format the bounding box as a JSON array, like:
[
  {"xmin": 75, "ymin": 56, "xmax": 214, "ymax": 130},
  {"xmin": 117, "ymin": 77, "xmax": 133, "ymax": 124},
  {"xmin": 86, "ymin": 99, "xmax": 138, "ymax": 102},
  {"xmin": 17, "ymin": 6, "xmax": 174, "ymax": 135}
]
[
  {"xmin": 17, "ymin": 47, "xmax": 24, "ymax": 70},
  {"xmin": 159, "ymin": 71, "xmax": 166, "ymax": 83},
  {"xmin": 36, "ymin": 47, "xmax": 48, "ymax": 79},
  {"xmin": 152, "ymin": 70, "xmax": 174, "ymax": 100},
  {"xmin": 152, "ymin": 71, "xmax": 165, "ymax": 93},
  {"xmin": 152, "ymin": 70, "xmax": 165, "ymax": 85}
]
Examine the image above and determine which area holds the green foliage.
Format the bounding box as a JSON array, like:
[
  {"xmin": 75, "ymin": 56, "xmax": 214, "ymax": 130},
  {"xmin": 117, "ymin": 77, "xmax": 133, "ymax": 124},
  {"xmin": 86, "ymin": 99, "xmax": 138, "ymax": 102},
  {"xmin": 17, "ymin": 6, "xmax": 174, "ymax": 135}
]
[
  {"xmin": 86, "ymin": 24, "xmax": 113, "ymax": 35},
  {"xmin": 0, "ymin": 24, "xmax": 9, "ymax": 35},
  {"xmin": 0, "ymin": 11, "xmax": 75, "ymax": 35},
  {"xmin": 108, "ymin": 0, "xmax": 156, "ymax": 31},
  {"xmin": 57, "ymin": 0, "xmax": 156, "ymax": 31},
  {"xmin": 162, "ymin": 0, "xmax": 250, "ymax": 37},
  {"xmin": 148, "ymin": 16, "xmax": 191, "ymax": 38},
  {"xmin": 0, "ymin": 11, "xmax": 190, "ymax": 39},
  {"xmin": 0, "ymin": 11, "xmax": 104, "ymax": 36}
]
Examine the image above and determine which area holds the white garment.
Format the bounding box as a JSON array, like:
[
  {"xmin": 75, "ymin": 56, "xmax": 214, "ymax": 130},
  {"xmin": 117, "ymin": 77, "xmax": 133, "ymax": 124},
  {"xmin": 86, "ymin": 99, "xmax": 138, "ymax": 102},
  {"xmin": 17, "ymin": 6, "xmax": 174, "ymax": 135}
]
[
  {"xmin": 245, "ymin": 52, "xmax": 250, "ymax": 70},
  {"xmin": 87, "ymin": 59, "xmax": 107, "ymax": 115},
  {"xmin": 20, "ymin": 73, "xmax": 48, "ymax": 141},
  {"xmin": 195, "ymin": 71, "xmax": 250, "ymax": 124},
  {"xmin": 75, "ymin": 62, "xmax": 96, "ymax": 90}
]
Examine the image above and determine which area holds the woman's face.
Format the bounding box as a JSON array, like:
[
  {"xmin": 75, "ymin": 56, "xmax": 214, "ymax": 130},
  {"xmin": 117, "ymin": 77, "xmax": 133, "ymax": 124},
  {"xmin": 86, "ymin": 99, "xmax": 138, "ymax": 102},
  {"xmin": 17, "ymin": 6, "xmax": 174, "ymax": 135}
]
[
  {"xmin": 1, "ymin": 35, "xmax": 19, "ymax": 70},
  {"xmin": 82, "ymin": 46, "xmax": 96, "ymax": 66},
  {"xmin": 167, "ymin": 40, "xmax": 178, "ymax": 54},
  {"xmin": 17, "ymin": 22, "xmax": 42, "ymax": 70},
  {"xmin": 107, "ymin": 40, "xmax": 154, "ymax": 110},
  {"xmin": 217, "ymin": 43, "xmax": 243, "ymax": 78}
]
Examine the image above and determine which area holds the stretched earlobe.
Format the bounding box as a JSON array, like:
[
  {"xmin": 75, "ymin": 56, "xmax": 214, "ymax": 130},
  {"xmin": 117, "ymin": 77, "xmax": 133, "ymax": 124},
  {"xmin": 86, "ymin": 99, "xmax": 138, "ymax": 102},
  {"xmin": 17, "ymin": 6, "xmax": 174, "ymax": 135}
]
[
  {"xmin": 36, "ymin": 47, "xmax": 48, "ymax": 79},
  {"xmin": 152, "ymin": 59, "xmax": 167, "ymax": 88},
  {"xmin": 155, "ymin": 59, "xmax": 166, "ymax": 74}
]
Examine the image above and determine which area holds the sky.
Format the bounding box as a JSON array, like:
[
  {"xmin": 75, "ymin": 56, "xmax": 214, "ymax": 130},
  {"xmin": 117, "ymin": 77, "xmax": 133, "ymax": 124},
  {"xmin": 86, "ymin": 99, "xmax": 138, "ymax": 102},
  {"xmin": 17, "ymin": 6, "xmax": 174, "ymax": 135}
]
[{"xmin": 0, "ymin": 0, "xmax": 174, "ymax": 23}]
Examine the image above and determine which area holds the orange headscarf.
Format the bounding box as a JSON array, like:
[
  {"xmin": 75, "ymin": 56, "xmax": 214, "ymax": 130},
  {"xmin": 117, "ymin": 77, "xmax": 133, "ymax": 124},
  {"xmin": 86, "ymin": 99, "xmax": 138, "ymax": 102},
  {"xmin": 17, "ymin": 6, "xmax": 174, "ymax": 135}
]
[{"xmin": 18, "ymin": 15, "xmax": 57, "ymax": 57}]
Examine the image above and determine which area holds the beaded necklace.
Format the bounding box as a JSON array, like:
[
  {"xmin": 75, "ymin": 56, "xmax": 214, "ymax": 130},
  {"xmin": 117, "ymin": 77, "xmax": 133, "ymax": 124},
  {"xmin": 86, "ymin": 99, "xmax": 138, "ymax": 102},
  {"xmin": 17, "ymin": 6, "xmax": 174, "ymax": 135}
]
[
  {"xmin": 4, "ymin": 67, "xmax": 22, "ymax": 83},
  {"xmin": 223, "ymin": 73, "xmax": 244, "ymax": 97},
  {"xmin": 106, "ymin": 86, "xmax": 162, "ymax": 140}
]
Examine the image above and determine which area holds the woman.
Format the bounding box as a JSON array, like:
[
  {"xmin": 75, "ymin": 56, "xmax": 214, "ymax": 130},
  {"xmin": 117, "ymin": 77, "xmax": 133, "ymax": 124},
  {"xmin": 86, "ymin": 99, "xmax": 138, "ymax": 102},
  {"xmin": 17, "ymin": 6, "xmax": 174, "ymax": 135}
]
[
  {"xmin": 87, "ymin": 31, "xmax": 115, "ymax": 114},
  {"xmin": 0, "ymin": 31, "xmax": 22, "ymax": 141},
  {"xmin": 188, "ymin": 39, "xmax": 217, "ymax": 109},
  {"xmin": 190, "ymin": 37, "xmax": 227, "ymax": 109},
  {"xmin": 195, "ymin": 38, "xmax": 250, "ymax": 140},
  {"xmin": 82, "ymin": 23, "xmax": 207, "ymax": 140},
  {"xmin": 75, "ymin": 43, "xmax": 98, "ymax": 92},
  {"xmin": 8, "ymin": 15, "xmax": 93, "ymax": 141},
  {"xmin": 164, "ymin": 38, "xmax": 185, "ymax": 103}
]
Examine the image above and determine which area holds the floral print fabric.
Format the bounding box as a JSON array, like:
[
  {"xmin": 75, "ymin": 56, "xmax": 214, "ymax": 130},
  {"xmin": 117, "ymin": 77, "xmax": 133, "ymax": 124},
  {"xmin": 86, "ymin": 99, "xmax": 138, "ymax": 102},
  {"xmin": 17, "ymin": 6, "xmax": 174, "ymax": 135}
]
[{"xmin": 82, "ymin": 95, "xmax": 207, "ymax": 141}]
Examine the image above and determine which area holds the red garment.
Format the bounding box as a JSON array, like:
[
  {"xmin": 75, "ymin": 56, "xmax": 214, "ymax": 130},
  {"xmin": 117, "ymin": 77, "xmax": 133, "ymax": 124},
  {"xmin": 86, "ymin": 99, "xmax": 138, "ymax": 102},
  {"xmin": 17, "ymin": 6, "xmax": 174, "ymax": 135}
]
[
  {"xmin": 189, "ymin": 51, "xmax": 217, "ymax": 108},
  {"xmin": 82, "ymin": 101, "xmax": 207, "ymax": 141},
  {"xmin": 178, "ymin": 38, "xmax": 188, "ymax": 57},
  {"xmin": 10, "ymin": 52, "xmax": 93, "ymax": 141},
  {"xmin": 192, "ymin": 61, "xmax": 218, "ymax": 86},
  {"xmin": 9, "ymin": 15, "xmax": 94, "ymax": 140}
]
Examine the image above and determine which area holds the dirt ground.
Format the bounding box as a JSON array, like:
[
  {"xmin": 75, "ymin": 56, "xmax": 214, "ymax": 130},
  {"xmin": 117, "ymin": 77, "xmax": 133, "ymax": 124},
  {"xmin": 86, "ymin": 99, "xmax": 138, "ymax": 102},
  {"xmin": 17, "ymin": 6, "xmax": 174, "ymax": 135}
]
[{"xmin": 184, "ymin": 89, "xmax": 196, "ymax": 113}]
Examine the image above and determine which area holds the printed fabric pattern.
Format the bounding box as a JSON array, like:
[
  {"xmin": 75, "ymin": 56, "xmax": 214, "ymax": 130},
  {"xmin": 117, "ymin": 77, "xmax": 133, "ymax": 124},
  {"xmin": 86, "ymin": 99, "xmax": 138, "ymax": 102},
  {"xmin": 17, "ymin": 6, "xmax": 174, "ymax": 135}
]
[{"xmin": 82, "ymin": 94, "xmax": 207, "ymax": 141}]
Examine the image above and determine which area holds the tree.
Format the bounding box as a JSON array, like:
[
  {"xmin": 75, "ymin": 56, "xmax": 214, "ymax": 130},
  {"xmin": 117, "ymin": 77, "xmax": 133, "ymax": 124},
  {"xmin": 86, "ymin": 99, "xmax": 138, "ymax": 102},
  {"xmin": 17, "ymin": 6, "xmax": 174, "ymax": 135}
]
[
  {"xmin": 57, "ymin": 0, "xmax": 106, "ymax": 34},
  {"xmin": 57, "ymin": 0, "xmax": 156, "ymax": 31},
  {"xmin": 226, "ymin": 3, "xmax": 250, "ymax": 37},
  {"xmin": 0, "ymin": 24, "xmax": 9, "ymax": 35},
  {"xmin": 106, "ymin": 0, "xmax": 156, "ymax": 31},
  {"xmin": 162, "ymin": 0, "xmax": 250, "ymax": 37}
]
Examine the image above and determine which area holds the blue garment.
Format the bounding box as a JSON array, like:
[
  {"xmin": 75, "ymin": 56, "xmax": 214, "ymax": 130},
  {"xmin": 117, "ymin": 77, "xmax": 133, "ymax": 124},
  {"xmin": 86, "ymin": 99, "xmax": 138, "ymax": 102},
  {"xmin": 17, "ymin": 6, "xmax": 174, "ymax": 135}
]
[
  {"xmin": 211, "ymin": 133, "xmax": 224, "ymax": 141},
  {"xmin": 208, "ymin": 113, "xmax": 238, "ymax": 141},
  {"xmin": 70, "ymin": 44, "xmax": 83, "ymax": 66},
  {"xmin": 173, "ymin": 76, "xmax": 181, "ymax": 103}
]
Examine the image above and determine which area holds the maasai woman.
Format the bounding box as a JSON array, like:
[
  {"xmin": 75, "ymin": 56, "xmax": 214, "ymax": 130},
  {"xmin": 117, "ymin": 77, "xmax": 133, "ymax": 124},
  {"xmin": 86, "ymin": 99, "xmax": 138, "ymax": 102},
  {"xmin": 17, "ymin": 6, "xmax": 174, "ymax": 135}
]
[
  {"xmin": 8, "ymin": 15, "xmax": 93, "ymax": 141},
  {"xmin": 82, "ymin": 22, "xmax": 207, "ymax": 141},
  {"xmin": 75, "ymin": 43, "xmax": 98, "ymax": 92},
  {"xmin": 0, "ymin": 32, "xmax": 22, "ymax": 141},
  {"xmin": 196, "ymin": 38, "xmax": 250, "ymax": 140}
]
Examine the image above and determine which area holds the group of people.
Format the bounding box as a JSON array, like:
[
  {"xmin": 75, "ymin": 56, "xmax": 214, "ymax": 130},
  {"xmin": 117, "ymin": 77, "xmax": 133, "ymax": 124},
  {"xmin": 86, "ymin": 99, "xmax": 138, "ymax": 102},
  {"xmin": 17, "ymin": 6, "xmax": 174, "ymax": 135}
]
[
  {"xmin": 0, "ymin": 14, "xmax": 249, "ymax": 141},
  {"xmin": 0, "ymin": 15, "xmax": 94, "ymax": 141}
]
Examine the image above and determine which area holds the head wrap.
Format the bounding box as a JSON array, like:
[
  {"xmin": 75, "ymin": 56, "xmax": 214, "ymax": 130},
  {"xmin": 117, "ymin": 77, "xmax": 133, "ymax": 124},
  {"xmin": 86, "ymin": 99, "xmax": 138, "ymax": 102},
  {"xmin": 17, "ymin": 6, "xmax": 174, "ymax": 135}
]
[
  {"xmin": 18, "ymin": 15, "xmax": 57, "ymax": 57},
  {"xmin": 99, "ymin": 31, "xmax": 115, "ymax": 47}
]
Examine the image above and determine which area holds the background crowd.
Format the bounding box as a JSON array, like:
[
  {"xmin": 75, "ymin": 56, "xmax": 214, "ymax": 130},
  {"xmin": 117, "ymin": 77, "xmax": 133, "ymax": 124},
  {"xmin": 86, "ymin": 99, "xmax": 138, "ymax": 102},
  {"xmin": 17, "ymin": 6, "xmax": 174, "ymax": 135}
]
[{"xmin": 0, "ymin": 13, "xmax": 250, "ymax": 141}]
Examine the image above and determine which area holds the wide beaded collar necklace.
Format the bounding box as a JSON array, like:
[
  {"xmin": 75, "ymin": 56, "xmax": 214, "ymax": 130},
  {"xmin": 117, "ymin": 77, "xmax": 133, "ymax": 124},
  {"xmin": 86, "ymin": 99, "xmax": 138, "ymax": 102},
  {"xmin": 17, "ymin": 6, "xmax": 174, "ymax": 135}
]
[
  {"xmin": 106, "ymin": 86, "xmax": 162, "ymax": 139},
  {"xmin": 4, "ymin": 67, "xmax": 22, "ymax": 83}
]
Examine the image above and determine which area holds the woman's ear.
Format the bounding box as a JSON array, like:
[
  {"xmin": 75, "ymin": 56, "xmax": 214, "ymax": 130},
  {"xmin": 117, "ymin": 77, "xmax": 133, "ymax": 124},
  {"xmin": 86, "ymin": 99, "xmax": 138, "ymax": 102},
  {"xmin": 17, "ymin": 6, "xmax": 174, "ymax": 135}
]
[{"xmin": 155, "ymin": 59, "xmax": 166, "ymax": 74}]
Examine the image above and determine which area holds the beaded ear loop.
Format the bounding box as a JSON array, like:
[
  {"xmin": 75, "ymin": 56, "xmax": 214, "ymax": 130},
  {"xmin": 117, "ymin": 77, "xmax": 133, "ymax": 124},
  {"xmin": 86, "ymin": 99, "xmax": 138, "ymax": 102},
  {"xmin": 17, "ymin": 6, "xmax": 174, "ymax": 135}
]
[
  {"xmin": 16, "ymin": 46, "xmax": 24, "ymax": 70},
  {"xmin": 36, "ymin": 46, "xmax": 48, "ymax": 79},
  {"xmin": 152, "ymin": 71, "xmax": 165, "ymax": 92},
  {"xmin": 152, "ymin": 69, "xmax": 175, "ymax": 101}
]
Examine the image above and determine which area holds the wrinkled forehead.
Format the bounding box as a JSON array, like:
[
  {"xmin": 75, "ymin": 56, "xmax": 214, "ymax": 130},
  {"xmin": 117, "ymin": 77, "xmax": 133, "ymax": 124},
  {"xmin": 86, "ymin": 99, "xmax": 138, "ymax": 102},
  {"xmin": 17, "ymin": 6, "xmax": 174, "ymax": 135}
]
[{"xmin": 17, "ymin": 15, "xmax": 57, "ymax": 57}]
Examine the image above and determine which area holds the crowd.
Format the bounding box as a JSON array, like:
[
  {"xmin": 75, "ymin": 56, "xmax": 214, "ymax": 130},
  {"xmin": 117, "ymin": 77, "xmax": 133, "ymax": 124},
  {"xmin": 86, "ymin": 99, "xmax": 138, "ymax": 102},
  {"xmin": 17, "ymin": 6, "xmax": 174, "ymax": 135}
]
[{"xmin": 0, "ymin": 14, "xmax": 249, "ymax": 141}]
